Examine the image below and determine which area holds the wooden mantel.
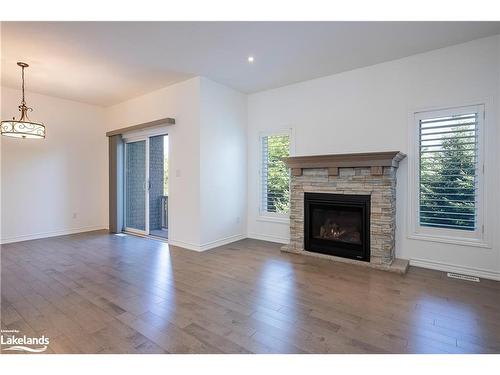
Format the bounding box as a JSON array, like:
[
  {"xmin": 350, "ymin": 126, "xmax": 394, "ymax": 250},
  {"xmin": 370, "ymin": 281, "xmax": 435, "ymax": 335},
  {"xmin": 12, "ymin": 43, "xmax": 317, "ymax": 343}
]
[{"xmin": 284, "ymin": 151, "xmax": 406, "ymax": 176}]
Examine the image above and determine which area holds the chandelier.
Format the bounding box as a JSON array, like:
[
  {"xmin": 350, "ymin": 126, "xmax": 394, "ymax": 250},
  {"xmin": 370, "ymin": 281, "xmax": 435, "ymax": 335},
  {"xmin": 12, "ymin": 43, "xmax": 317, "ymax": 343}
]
[{"xmin": 1, "ymin": 62, "xmax": 46, "ymax": 139}]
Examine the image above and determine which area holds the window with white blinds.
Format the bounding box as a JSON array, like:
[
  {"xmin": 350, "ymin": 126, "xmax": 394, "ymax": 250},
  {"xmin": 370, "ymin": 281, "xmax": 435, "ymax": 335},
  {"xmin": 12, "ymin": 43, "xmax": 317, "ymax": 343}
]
[
  {"xmin": 260, "ymin": 133, "xmax": 290, "ymax": 215},
  {"xmin": 417, "ymin": 105, "xmax": 483, "ymax": 235}
]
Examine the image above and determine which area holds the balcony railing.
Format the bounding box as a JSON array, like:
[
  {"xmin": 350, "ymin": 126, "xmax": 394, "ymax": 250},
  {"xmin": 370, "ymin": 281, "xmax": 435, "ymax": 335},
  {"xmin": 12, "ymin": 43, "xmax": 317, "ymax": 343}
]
[{"xmin": 161, "ymin": 195, "xmax": 168, "ymax": 229}]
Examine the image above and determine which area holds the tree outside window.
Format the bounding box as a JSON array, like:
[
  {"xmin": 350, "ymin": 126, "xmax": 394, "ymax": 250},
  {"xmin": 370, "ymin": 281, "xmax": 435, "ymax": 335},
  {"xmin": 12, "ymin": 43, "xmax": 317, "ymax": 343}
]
[{"xmin": 262, "ymin": 134, "xmax": 290, "ymax": 214}]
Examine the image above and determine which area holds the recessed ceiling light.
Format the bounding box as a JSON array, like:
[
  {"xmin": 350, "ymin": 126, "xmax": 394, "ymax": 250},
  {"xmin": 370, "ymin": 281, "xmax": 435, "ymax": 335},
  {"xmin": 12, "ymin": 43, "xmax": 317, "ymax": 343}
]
[{"xmin": 247, "ymin": 56, "xmax": 254, "ymax": 63}]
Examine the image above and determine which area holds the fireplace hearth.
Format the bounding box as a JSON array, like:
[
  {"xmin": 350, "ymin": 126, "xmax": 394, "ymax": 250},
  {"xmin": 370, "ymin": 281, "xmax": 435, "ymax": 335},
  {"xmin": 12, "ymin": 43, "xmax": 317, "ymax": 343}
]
[{"xmin": 305, "ymin": 193, "xmax": 370, "ymax": 261}]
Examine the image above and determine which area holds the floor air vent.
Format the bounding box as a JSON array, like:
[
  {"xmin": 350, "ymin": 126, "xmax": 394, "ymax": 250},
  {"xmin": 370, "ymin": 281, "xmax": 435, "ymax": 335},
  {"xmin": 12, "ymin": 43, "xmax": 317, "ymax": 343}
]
[{"xmin": 447, "ymin": 272, "xmax": 480, "ymax": 282}]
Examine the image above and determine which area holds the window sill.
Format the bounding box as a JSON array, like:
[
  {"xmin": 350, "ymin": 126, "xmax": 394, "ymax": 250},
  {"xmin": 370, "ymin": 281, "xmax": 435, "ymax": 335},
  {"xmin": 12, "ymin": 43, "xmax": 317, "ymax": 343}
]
[
  {"xmin": 407, "ymin": 233, "xmax": 491, "ymax": 249},
  {"xmin": 257, "ymin": 215, "xmax": 290, "ymax": 224}
]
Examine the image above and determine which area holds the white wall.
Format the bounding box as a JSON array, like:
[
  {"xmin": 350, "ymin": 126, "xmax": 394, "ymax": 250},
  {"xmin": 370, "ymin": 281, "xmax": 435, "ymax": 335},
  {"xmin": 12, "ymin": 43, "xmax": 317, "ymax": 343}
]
[
  {"xmin": 106, "ymin": 77, "xmax": 248, "ymax": 251},
  {"xmin": 247, "ymin": 35, "xmax": 500, "ymax": 279},
  {"xmin": 106, "ymin": 77, "xmax": 202, "ymax": 249},
  {"xmin": 1, "ymin": 87, "xmax": 108, "ymax": 243},
  {"xmin": 199, "ymin": 77, "xmax": 247, "ymax": 247}
]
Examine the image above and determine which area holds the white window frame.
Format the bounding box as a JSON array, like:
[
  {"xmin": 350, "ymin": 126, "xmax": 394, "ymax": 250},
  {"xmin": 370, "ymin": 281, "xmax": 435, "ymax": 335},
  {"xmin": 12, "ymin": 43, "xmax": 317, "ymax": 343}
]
[
  {"xmin": 258, "ymin": 129, "xmax": 294, "ymax": 223},
  {"xmin": 408, "ymin": 104, "xmax": 488, "ymax": 247}
]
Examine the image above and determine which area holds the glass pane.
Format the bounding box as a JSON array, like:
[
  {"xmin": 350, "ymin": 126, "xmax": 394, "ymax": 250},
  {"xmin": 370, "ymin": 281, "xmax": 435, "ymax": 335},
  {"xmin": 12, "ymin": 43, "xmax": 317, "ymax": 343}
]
[
  {"xmin": 261, "ymin": 134, "xmax": 290, "ymax": 213},
  {"xmin": 419, "ymin": 112, "xmax": 478, "ymax": 231},
  {"xmin": 125, "ymin": 140, "xmax": 146, "ymax": 231},
  {"xmin": 311, "ymin": 206, "xmax": 362, "ymax": 244},
  {"xmin": 149, "ymin": 135, "xmax": 169, "ymax": 239}
]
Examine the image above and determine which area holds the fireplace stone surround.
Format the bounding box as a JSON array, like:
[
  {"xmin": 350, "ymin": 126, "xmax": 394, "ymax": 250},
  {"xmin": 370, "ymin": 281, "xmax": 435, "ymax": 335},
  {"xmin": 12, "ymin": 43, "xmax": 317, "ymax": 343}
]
[{"xmin": 282, "ymin": 151, "xmax": 409, "ymax": 274}]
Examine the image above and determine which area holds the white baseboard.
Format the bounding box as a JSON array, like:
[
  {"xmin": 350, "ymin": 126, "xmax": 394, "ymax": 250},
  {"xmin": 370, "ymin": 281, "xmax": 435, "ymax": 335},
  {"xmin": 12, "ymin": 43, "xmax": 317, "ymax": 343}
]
[
  {"xmin": 168, "ymin": 233, "xmax": 246, "ymax": 252},
  {"xmin": 410, "ymin": 258, "xmax": 500, "ymax": 281},
  {"xmin": 199, "ymin": 234, "xmax": 247, "ymax": 251},
  {"xmin": 247, "ymin": 232, "xmax": 289, "ymax": 244},
  {"xmin": 166, "ymin": 239, "xmax": 202, "ymax": 251},
  {"xmin": 0, "ymin": 225, "xmax": 108, "ymax": 245}
]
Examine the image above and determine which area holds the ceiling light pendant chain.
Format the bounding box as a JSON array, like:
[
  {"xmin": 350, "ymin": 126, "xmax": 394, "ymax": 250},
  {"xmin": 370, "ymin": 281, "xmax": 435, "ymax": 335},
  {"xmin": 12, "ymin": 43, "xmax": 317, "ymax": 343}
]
[{"xmin": 18, "ymin": 62, "xmax": 31, "ymax": 122}]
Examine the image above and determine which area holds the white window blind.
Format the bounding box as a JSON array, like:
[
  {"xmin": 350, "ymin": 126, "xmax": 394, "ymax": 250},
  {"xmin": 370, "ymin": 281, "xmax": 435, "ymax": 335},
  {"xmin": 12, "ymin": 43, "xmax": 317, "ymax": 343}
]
[
  {"xmin": 418, "ymin": 109, "xmax": 481, "ymax": 232},
  {"xmin": 261, "ymin": 134, "xmax": 290, "ymax": 214}
]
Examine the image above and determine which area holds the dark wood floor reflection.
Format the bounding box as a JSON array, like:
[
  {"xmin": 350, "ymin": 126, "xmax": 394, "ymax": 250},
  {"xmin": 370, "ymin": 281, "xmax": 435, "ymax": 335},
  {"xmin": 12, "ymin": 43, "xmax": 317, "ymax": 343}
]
[{"xmin": 1, "ymin": 230, "xmax": 499, "ymax": 354}]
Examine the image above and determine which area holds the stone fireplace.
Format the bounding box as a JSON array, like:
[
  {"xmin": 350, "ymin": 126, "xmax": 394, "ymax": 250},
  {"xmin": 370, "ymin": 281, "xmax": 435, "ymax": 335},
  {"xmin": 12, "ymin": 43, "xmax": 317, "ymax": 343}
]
[{"xmin": 282, "ymin": 151, "xmax": 409, "ymax": 273}]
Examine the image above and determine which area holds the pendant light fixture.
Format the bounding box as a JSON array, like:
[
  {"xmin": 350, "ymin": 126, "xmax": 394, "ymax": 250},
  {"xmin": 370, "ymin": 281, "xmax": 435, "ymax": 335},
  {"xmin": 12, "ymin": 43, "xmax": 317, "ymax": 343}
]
[{"xmin": 1, "ymin": 62, "xmax": 46, "ymax": 139}]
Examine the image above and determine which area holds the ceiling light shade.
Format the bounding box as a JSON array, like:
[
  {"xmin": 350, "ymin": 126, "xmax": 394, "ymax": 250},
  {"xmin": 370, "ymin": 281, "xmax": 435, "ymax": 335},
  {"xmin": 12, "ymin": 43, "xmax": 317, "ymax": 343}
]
[{"xmin": 1, "ymin": 62, "xmax": 45, "ymax": 139}]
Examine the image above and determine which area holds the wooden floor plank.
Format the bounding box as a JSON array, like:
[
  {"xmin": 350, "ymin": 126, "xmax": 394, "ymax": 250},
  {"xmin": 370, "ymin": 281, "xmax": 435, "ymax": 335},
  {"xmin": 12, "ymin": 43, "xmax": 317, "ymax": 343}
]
[{"xmin": 1, "ymin": 230, "xmax": 499, "ymax": 354}]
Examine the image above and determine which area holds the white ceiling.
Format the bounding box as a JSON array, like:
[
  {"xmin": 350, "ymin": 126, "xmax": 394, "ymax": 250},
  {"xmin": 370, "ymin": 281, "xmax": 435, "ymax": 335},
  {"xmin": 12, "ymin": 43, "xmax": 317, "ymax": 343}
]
[{"xmin": 2, "ymin": 21, "xmax": 500, "ymax": 106}]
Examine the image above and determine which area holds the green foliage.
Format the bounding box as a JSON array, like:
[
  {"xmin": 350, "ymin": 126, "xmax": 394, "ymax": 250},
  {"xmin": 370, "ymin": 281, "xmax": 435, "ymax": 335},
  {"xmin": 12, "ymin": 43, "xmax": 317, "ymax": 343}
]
[
  {"xmin": 265, "ymin": 135, "xmax": 290, "ymax": 213},
  {"xmin": 420, "ymin": 124, "xmax": 476, "ymax": 230}
]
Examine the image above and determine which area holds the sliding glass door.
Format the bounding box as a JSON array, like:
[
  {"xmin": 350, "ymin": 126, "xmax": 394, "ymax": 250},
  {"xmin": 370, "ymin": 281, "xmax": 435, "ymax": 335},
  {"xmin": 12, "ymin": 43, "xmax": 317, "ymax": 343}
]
[
  {"xmin": 124, "ymin": 134, "xmax": 169, "ymax": 238},
  {"xmin": 125, "ymin": 140, "xmax": 147, "ymax": 233}
]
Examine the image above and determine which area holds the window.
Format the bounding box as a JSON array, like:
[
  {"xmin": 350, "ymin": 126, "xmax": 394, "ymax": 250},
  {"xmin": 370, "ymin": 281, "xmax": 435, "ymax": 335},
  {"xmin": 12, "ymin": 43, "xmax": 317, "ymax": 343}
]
[
  {"xmin": 411, "ymin": 105, "xmax": 485, "ymax": 245},
  {"xmin": 260, "ymin": 132, "xmax": 290, "ymax": 216}
]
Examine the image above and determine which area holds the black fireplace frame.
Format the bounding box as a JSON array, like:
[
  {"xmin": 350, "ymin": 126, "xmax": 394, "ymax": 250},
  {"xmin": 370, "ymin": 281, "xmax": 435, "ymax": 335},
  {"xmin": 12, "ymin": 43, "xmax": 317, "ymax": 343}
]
[{"xmin": 304, "ymin": 192, "xmax": 370, "ymax": 262}]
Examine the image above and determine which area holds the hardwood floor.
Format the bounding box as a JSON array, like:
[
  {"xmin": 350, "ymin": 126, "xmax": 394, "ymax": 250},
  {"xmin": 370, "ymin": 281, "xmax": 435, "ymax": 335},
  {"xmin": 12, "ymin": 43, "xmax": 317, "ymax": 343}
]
[{"xmin": 1, "ymin": 230, "xmax": 499, "ymax": 354}]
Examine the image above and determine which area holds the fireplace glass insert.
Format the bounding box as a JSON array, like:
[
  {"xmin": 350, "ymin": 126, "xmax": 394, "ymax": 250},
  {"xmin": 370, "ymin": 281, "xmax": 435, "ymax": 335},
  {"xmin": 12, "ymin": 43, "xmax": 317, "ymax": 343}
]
[{"xmin": 304, "ymin": 192, "xmax": 370, "ymax": 261}]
